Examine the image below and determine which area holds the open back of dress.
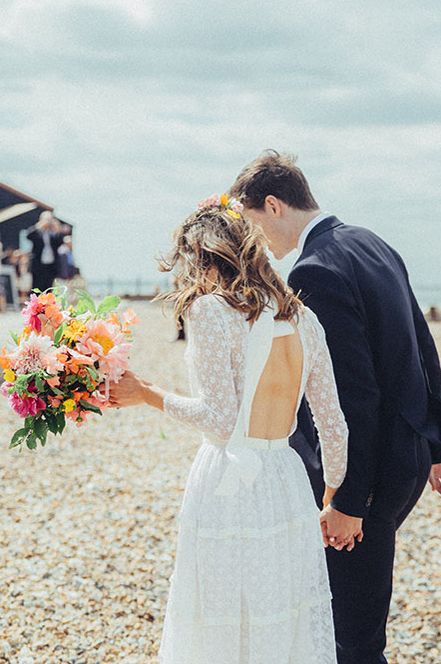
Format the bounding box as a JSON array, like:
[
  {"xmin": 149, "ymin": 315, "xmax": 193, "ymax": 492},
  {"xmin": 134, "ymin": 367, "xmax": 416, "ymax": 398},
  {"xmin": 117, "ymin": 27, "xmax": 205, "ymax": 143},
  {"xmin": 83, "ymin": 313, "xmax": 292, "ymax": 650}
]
[{"xmin": 247, "ymin": 319, "xmax": 303, "ymax": 440}]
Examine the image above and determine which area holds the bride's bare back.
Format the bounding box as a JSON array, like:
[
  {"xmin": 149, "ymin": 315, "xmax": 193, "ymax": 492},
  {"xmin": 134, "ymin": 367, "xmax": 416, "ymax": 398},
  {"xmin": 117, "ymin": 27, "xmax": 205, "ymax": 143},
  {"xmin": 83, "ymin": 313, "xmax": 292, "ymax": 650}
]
[{"xmin": 248, "ymin": 328, "xmax": 303, "ymax": 439}]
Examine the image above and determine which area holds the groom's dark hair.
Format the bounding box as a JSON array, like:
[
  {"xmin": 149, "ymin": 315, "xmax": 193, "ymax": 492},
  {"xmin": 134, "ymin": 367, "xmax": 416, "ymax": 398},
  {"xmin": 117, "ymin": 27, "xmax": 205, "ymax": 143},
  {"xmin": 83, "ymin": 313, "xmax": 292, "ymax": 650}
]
[{"xmin": 230, "ymin": 150, "xmax": 319, "ymax": 211}]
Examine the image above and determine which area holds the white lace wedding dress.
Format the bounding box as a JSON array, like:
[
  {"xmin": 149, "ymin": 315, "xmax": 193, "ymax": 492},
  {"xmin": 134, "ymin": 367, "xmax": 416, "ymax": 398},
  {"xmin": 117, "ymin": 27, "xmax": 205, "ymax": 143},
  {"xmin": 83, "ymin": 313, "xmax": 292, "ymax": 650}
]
[{"xmin": 159, "ymin": 294, "xmax": 348, "ymax": 664}]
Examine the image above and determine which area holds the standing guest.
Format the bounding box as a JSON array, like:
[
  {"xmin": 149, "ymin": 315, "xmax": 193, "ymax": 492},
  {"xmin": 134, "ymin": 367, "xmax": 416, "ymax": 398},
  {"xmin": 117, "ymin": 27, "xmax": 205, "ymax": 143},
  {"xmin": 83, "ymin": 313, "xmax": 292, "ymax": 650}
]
[
  {"xmin": 1, "ymin": 246, "xmax": 14, "ymax": 266},
  {"xmin": 172, "ymin": 275, "xmax": 186, "ymax": 341},
  {"xmin": 175, "ymin": 314, "xmax": 186, "ymax": 341},
  {"xmin": 13, "ymin": 250, "xmax": 32, "ymax": 300},
  {"xmin": 0, "ymin": 284, "xmax": 6, "ymax": 312},
  {"xmin": 57, "ymin": 236, "xmax": 76, "ymax": 281},
  {"xmin": 27, "ymin": 212, "xmax": 67, "ymax": 292}
]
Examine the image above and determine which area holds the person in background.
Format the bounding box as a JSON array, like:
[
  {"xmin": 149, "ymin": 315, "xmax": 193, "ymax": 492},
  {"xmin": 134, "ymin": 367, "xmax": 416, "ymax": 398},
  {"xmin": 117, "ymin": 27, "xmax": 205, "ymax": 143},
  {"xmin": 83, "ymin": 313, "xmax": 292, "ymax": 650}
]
[
  {"xmin": 1, "ymin": 246, "xmax": 14, "ymax": 267},
  {"xmin": 172, "ymin": 274, "xmax": 186, "ymax": 341},
  {"xmin": 11, "ymin": 250, "xmax": 32, "ymax": 300},
  {"xmin": 57, "ymin": 236, "xmax": 76, "ymax": 281},
  {"xmin": 27, "ymin": 212, "xmax": 68, "ymax": 292},
  {"xmin": 0, "ymin": 245, "xmax": 6, "ymax": 312}
]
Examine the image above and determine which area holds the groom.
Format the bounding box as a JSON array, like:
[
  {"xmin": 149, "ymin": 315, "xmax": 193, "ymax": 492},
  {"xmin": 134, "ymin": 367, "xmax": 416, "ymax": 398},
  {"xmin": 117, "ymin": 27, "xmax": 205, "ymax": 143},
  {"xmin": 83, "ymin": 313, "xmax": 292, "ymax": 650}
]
[{"xmin": 230, "ymin": 151, "xmax": 441, "ymax": 664}]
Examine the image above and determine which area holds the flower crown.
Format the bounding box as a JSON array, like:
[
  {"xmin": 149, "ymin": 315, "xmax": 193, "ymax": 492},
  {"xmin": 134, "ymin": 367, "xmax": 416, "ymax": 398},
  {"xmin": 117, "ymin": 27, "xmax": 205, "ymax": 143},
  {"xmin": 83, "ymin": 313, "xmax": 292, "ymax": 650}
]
[{"xmin": 197, "ymin": 193, "xmax": 244, "ymax": 220}]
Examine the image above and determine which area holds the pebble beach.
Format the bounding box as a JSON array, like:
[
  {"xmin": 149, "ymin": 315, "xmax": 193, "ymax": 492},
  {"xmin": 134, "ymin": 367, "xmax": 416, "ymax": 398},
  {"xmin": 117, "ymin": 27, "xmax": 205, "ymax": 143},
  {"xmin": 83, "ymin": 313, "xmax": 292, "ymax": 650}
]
[{"xmin": 0, "ymin": 302, "xmax": 440, "ymax": 664}]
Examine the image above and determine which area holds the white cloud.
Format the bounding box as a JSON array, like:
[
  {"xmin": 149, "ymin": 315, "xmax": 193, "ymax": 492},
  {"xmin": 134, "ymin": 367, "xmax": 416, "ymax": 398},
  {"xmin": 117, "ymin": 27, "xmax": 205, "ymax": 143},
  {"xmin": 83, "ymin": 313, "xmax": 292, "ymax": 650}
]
[{"xmin": 1, "ymin": 0, "xmax": 152, "ymax": 40}]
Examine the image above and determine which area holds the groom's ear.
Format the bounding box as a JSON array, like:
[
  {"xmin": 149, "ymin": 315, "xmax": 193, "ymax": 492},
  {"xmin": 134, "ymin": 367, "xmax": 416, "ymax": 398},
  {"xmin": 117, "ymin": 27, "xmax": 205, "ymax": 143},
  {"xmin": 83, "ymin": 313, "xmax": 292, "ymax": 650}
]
[{"xmin": 264, "ymin": 195, "xmax": 283, "ymax": 218}]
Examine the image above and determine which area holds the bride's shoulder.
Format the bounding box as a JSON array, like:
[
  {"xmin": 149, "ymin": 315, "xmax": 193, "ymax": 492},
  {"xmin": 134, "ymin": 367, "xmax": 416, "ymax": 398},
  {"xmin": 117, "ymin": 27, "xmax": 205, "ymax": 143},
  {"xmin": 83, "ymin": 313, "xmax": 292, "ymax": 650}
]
[
  {"xmin": 189, "ymin": 293, "xmax": 242, "ymax": 322},
  {"xmin": 297, "ymin": 304, "xmax": 326, "ymax": 338}
]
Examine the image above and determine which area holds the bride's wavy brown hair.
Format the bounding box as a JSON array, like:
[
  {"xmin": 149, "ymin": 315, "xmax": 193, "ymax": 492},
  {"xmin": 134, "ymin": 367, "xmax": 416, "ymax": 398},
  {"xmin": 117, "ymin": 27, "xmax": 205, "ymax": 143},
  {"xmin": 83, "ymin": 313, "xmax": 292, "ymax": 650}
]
[{"xmin": 157, "ymin": 206, "xmax": 302, "ymax": 325}]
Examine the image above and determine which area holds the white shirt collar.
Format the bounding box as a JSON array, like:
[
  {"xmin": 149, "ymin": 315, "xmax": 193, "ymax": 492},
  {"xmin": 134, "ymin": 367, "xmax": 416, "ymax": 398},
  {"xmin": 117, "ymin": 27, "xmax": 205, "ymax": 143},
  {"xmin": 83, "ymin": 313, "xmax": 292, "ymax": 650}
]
[{"xmin": 294, "ymin": 211, "xmax": 331, "ymax": 262}]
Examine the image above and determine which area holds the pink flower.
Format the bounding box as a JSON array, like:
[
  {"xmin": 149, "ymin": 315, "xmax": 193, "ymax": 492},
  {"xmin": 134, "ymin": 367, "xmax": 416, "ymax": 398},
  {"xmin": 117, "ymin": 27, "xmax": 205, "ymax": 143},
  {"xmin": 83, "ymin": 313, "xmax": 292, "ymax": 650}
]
[
  {"xmin": 0, "ymin": 382, "xmax": 12, "ymax": 399},
  {"xmin": 22, "ymin": 294, "xmax": 44, "ymax": 332},
  {"xmin": 230, "ymin": 201, "xmax": 244, "ymax": 214},
  {"xmin": 198, "ymin": 194, "xmax": 221, "ymax": 209},
  {"xmin": 76, "ymin": 320, "xmax": 131, "ymax": 382},
  {"xmin": 4, "ymin": 386, "xmax": 46, "ymax": 417},
  {"xmin": 123, "ymin": 308, "xmax": 139, "ymax": 326},
  {"xmin": 98, "ymin": 342, "xmax": 131, "ymax": 383},
  {"xmin": 9, "ymin": 332, "xmax": 64, "ymax": 375}
]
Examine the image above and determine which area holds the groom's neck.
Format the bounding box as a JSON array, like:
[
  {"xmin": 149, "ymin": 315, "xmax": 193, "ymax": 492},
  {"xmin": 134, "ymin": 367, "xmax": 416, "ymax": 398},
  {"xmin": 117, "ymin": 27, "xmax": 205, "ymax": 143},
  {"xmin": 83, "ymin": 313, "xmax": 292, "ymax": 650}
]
[{"xmin": 286, "ymin": 207, "xmax": 322, "ymax": 250}]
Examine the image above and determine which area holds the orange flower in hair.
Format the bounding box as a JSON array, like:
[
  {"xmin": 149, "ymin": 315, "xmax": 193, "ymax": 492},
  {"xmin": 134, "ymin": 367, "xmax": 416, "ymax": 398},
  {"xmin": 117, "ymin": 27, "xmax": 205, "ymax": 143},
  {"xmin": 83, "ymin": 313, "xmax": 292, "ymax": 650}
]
[{"xmin": 197, "ymin": 192, "xmax": 244, "ymax": 218}]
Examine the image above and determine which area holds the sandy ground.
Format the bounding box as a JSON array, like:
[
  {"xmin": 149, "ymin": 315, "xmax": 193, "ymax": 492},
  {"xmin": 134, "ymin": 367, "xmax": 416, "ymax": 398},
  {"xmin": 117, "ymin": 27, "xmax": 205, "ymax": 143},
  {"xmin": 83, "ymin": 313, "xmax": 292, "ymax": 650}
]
[{"xmin": 0, "ymin": 303, "xmax": 440, "ymax": 663}]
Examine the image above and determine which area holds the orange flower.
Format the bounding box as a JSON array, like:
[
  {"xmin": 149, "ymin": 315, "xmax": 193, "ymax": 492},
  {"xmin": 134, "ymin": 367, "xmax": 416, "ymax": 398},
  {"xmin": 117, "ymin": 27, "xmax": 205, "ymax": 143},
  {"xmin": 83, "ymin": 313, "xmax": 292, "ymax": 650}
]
[
  {"xmin": 72, "ymin": 390, "xmax": 88, "ymax": 402},
  {"xmin": 220, "ymin": 193, "xmax": 229, "ymax": 207},
  {"xmin": 0, "ymin": 347, "xmax": 11, "ymax": 370},
  {"xmin": 48, "ymin": 395, "xmax": 62, "ymax": 408},
  {"xmin": 39, "ymin": 293, "xmax": 57, "ymax": 306},
  {"xmin": 45, "ymin": 304, "xmax": 64, "ymax": 328},
  {"xmin": 66, "ymin": 408, "xmax": 86, "ymax": 426},
  {"xmin": 64, "ymin": 358, "xmax": 81, "ymax": 374},
  {"xmin": 47, "ymin": 376, "xmax": 61, "ymax": 388},
  {"xmin": 108, "ymin": 312, "xmax": 121, "ymax": 327}
]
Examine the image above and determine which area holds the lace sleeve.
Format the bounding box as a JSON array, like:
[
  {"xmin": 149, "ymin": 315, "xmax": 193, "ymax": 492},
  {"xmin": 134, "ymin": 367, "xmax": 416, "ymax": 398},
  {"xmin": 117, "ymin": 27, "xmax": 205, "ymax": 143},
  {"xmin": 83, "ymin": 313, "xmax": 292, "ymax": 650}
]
[
  {"xmin": 163, "ymin": 294, "xmax": 239, "ymax": 440},
  {"xmin": 304, "ymin": 313, "xmax": 349, "ymax": 489}
]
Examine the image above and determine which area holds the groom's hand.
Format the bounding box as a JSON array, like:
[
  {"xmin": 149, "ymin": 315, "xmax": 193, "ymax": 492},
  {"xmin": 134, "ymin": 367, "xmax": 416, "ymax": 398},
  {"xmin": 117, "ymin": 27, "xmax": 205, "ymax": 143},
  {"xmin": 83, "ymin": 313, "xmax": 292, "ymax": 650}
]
[
  {"xmin": 320, "ymin": 506, "xmax": 363, "ymax": 552},
  {"xmin": 429, "ymin": 463, "xmax": 441, "ymax": 495}
]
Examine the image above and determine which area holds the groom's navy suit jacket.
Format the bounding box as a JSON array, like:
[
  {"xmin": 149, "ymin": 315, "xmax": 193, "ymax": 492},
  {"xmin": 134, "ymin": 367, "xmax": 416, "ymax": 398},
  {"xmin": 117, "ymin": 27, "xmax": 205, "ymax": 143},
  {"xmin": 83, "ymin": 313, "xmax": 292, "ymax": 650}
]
[{"xmin": 288, "ymin": 216, "xmax": 441, "ymax": 517}]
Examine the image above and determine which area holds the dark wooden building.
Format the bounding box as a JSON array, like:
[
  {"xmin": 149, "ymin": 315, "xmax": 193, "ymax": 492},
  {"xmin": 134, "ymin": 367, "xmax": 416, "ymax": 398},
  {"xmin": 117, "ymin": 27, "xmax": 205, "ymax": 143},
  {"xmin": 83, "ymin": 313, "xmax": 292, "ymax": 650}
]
[{"xmin": 0, "ymin": 183, "xmax": 72, "ymax": 251}]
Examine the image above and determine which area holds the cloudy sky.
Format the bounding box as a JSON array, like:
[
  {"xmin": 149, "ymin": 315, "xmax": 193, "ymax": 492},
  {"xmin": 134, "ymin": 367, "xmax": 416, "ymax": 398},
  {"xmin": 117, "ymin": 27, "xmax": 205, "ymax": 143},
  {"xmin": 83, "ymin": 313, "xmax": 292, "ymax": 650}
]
[{"xmin": 1, "ymin": 0, "xmax": 440, "ymax": 295}]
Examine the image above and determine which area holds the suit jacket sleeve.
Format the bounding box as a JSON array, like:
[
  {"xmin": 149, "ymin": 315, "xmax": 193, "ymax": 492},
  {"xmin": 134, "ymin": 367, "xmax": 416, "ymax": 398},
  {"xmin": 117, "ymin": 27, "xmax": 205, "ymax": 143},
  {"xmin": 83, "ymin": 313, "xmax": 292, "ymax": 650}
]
[
  {"xmin": 405, "ymin": 277, "xmax": 441, "ymax": 462},
  {"xmin": 289, "ymin": 264, "xmax": 381, "ymax": 517},
  {"xmin": 27, "ymin": 229, "xmax": 38, "ymax": 242}
]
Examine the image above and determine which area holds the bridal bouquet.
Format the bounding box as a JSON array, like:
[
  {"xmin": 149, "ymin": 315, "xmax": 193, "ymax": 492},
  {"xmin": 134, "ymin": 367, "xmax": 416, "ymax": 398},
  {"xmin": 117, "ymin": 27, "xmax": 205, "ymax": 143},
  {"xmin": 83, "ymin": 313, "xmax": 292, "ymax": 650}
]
[{"xmin": 0, "ymin": 289, "xmax": 138, "ymax": 450}]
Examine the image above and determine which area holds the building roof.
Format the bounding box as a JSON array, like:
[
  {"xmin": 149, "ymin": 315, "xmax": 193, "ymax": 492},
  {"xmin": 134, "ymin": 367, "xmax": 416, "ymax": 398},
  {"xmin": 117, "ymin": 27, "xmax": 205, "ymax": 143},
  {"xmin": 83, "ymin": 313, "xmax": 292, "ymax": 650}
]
[
  {"xmin": 0, "ymin": 182, "xmax": 72, "ymax": 228},
  {"xmin": 0, "ymin": 182, "xmax": 54, "ymax": 211}
]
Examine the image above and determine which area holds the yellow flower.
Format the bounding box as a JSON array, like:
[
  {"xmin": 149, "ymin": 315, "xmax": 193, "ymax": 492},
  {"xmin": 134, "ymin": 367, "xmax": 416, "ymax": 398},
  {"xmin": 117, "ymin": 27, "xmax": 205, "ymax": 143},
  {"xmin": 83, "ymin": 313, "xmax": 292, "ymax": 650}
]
[
  {"xmin": 63, "ymin": 320, "xmax": 87, "ymax": 343},
  {"xmin": 220, "ymin": 193, "xmax": 229, "ymax": 207},
  {"xmin": 94, "ymin": 334, "xmax": 114, "ymax": 355},
  {"xmin": 226, "ymin": 209, "xmax": 241, "ymax": 220},
  {"xmin": 62, "ymin": 398, "xmax": 76, "ymax": 413},
  {"xmin": 3, "ymin": 368, "xmax": 16, "ymax": 382}
]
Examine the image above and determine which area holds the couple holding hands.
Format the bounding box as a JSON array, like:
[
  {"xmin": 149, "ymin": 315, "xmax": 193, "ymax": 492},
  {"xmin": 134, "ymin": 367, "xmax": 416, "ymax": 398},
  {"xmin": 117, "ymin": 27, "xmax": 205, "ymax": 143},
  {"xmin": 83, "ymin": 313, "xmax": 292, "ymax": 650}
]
[{"xmin": 108, "ymin": 151, "xmax": 441, "ymax": 664}]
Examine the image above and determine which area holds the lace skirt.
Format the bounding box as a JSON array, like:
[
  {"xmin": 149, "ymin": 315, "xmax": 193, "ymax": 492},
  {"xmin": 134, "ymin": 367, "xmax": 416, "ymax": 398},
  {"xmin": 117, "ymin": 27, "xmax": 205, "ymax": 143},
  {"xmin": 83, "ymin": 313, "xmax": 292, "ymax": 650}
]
[{"xmin": 158, "ymin": 439, "xmax": 337, "ymax": 664}]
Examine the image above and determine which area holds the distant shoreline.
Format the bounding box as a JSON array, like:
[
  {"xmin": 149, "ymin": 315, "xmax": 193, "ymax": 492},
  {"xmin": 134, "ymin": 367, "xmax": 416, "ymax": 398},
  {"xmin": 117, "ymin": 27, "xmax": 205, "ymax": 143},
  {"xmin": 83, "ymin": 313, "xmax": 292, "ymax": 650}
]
[{"xmin": 84, "ymin": 278, "xmax": 441, "ymax": 310}]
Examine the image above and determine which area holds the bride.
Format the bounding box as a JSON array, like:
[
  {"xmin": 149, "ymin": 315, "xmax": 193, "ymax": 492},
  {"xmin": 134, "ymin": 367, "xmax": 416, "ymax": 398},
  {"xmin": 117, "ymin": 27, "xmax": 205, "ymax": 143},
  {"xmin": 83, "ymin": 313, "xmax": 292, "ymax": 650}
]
[{"xmin": 107, "ymin": 194, "xmax": 355, "ymax": 663}]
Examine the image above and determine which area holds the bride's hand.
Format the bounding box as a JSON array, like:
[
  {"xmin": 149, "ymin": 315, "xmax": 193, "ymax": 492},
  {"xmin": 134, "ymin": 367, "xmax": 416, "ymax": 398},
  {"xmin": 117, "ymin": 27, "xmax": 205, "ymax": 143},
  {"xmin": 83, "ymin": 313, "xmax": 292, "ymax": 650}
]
[
  {"xmin": 102, "ymin": 370, "xmax": 149, "ymax": 408},
  {"xmin": 320, "ymin": 506, "xmax": 364, "ymax": 552}
]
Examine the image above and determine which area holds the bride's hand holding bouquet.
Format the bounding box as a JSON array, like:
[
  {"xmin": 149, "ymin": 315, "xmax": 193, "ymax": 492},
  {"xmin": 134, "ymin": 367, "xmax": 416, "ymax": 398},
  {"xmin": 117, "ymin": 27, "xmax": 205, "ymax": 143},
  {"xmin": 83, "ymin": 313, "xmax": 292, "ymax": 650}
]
[{"xmin": 102, "ymin": 369, "xmax": 166, "ymax": 412}]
